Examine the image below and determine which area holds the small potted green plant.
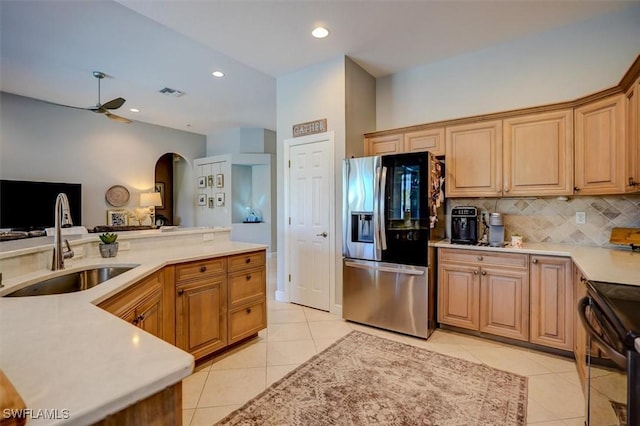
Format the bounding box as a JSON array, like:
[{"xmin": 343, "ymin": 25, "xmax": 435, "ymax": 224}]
[{"xmin": 99, "ymin": 232, "xmax": 119, "ymax": 258}]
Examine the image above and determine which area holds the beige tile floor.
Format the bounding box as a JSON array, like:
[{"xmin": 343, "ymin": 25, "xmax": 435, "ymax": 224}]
[{"xmin": 182, "ymin": 298, "xmax": 586, "ymax": 426}]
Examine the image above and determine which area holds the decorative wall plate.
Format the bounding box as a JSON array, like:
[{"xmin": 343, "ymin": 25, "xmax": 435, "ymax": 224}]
[{"xmin": 105, "ymin": 185, "xmax": 130, "ymax": 207}]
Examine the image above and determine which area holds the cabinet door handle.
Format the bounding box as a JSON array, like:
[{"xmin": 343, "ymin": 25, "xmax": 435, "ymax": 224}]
[
  {"xmin": 246, "ymin": 307, "xmax": 252, "ymax": 314},
  {"xmin": 574, "ymin": 187, "xmax": 580, "ymax": 192},
  {"xmin": 200, "ymin": 266, "xmax": 207, "ymax": 273},
  {"xmin": 580, "ymin": 276, "xmax": 587, "ymax": 282},
  {"xmin": 178, "ymin": 289, "xmax": 185, "ymax": 296},
  {"xmin": 532, "ymin": 259, "xmax": 538, "ymax": 264},
  {"xmin": 481, "ymin": 271, "xmax": 486, "ymax": 276},
  {"xmin": 137, "ymin": 314, "xmax": 145, "ymax": 322},
  {"xmin": 477, "ymin": 256, "xmax": 483, "ymax": 261},
  {"xmin": 473, "ymin": 270, "xmax": 479, "ymax": 275},
  {"xmin": 245, "ymin": 257, "xmax": 251, "ymax": 264},
  {"xmin": 504, "ymin": 188, "xmax": 509, "ymax": 193},
  {"xmin": 246, "ymin": 274, "xmax": 252, "ymax": 280}
]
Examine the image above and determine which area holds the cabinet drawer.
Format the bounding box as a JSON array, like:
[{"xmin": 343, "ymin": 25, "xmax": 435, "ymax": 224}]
[
  {"xmin": 228, "ymin": 250, "xmax": 266, "ymax": 272},
  {"xmin": 175, "ymin": 257, "xmax": 227, "ymax": 282},
  {"xmin": 229, "ymin": 267, "xmax": 266, "ymax": 307},
  {"xmin": 229, "ymin": 300, "xmax": 266, "ymax": 344},
  {"xmin": 439, "ymin": 248, "xmax": 528, "ymax": 269}
]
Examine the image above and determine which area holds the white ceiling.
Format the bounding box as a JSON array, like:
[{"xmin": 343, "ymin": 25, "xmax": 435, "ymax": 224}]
[{"xmin": 0, "ymin": 0, "xmax": 634, "ymax": 136}]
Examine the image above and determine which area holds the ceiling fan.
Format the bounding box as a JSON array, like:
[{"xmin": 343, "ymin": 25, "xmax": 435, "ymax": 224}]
[{"xmin": 49, "ymin": 71, "xmax": 131, "ymax": 124}]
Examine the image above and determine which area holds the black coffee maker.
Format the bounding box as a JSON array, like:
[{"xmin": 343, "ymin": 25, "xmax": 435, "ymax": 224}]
[{"xmin": 451, "ymin": 207, "xmax": 479, "ymax": 244}]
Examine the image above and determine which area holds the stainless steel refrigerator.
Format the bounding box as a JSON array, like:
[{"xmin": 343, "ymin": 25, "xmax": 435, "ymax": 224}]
[{"xmin": 342, "ymin": 152, "xmax": 443, "ymax": 339}]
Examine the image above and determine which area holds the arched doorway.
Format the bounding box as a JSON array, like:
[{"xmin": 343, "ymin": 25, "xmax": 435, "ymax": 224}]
[{"xmin": 154, "ymin": 153, "xmax": 188, "ymax": 226}]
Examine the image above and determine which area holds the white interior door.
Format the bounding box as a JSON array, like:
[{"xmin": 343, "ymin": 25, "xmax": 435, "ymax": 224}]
[{"xmin": 286, "ymin": 133, "xmax": 334, "ymax": 311}]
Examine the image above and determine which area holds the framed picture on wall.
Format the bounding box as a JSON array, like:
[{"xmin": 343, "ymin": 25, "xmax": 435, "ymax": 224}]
[
  {"xmin": 154, "ymin": 182, "xmax": 165, "ymax": 209},
  {"xmin": 215, "ymin": 174, "xmax": 224, "ymax": 188},
  {"xmin": 207, "ymin": 175, "xmax": 214, "ymax": 187},
  {"xmin": 197, "ymin": 194, "xmax": 207, "ymax": 206},
  {"xmin": 107, "ymin": 210, "xmax": 128, "ymax": 226},
  {"xmin": 197, "ymin": 176, "xmax": 206, "ymax": 188},
  {"xmin": 215, "ymin": 192, "xmax": 225, "ymax": 207}
]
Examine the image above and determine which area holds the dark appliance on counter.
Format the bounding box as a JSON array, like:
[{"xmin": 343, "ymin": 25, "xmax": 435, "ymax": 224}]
[
  {"xmin": 578, "ymin": 280, "xmax": 640, "ymax": 425},
  {"xmin": 342, "ymin": 152, "xmax": 443, "ymax": 339},
  {"xmin": 450, "ymin": 206, "xmax": 478, "ymax": 244}
]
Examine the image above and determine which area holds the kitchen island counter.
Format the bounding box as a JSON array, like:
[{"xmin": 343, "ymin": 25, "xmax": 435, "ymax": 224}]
[{"xmin": 0, "ymin": 227, "xmax": 267, "ymax": 425}]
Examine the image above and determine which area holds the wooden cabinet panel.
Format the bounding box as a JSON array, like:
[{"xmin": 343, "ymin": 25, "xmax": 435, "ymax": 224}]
[
  {"xmin": 445, "ymin": 120, "xmax": 503, "ymax": 197},
  {"xmin": 626, "ymin": 77, "xmax": 640, "ymax": 191},
  {"xmin": 404, "ymin": 128, "xmax": 445, "ymax": 156},
  {"xmin": 439, "ymin": 249, "xmax": 528, "ymax": 269},
  {"xmin": 176, "ymin": 277, "xmax": 227, "ymax": 360},
  {"xmin": 503, "ymin": 109, "xmax": 574, "ymax": 196},
  {"xmin": 175, "ymin": 257, "xmax": 226, "ymax": 282},
  {"xmin": 530, "ymin": 256, "xmax": 573, "ymax": 350},
  {"xmin": 437, "ymin": 262, "xmax": 480, "ymax": 330},
  {"xmin": 229, "ymin": 267, "xmax": 266, "ymax": 307},
  {"xmin": 99, "ymin": 270, "xmax": 168, "ymax": 342},
  {"xmin": 365, "ymin": 134, "xmax": 403, "ymax": 156},
  {"xmin": 575, "ymin": 94, "xmax": 627, "ymax": 194},
  {"xmin": 229, "ymin": 300, "xmax": 267, "ymax": 344},
  {"xmin": 228, "ymin": 250, "xmax": 266, "ymax": 272},
  {"xmin": 479, "ymin": 266, "xmax": 529, "ymax": 341}
]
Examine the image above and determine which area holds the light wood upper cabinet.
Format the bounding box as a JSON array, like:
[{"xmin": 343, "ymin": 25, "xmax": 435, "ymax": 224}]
[
  {"xmin": 530, "ymin": 256, "xmax": 573, "ymax": 351},
  {"xmin": 365, "ymin": 133, "xmax": 403, "ymax": 156},
  {"xmin": 503, "ymin": 109, "xmax": 574, "ymax": 196},
  {"xmin": 625, "ymin": 77, "xmax": 640, "ymax": 191},
  {"xmin": 404, "ymin": 128, "xmax": 445, "ymax": 156},
  {"xmin": 574, "ymin": 94, "xmax": 628, "ymax": 194},
  {"xmin": 445, "ymin": 120, "xmax": 503, "ymax": 197}
]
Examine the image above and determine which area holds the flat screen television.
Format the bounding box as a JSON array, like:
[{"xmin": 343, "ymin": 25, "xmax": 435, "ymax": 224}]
[{"xmin": 0, "ymin": 179, "xmax": 82, "ymax": 231}]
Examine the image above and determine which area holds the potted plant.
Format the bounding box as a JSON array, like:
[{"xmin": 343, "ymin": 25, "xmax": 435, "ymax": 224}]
[{"xmin": 99, "ymin": 232, "xmax": 119, "ymax": 258}]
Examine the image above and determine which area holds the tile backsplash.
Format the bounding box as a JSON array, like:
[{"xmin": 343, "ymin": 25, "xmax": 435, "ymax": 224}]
[{"xmin": 446, "ymin": 195, "xmax": 640, "ymax": 247}]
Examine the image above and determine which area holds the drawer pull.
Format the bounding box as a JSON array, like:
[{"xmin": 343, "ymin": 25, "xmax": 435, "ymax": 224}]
[
  {"xmin": 178, "ymin": 289, "xmax": 185, "ymax": 296},
  {"xmin": 481, "ymin": 271, "xmax": 486, "ymax": 276},
  {"xmin": 473, "ymin": 270, "xmax": 479, "ymax": 275},
  {"xmin": 246, "ymin": 307, "xmax": 252, "ymax": 314},
  {"xmin": 477, "ymin": 256, "xmax": 483, "ymax": 261},
  {"xmin": 200, "ymin": 266, "xmax": 207, "ymax": 273},
  {"xmin": 532, "ymin": 259, "xmax": 538, "ymax": 264},
  {"xmin": 245, "ymin": 257, "xmax": 251, "ymax": 264},
  {"xmin": 246, "ymin": 274, "xmax": 252, "ymax": 281}
]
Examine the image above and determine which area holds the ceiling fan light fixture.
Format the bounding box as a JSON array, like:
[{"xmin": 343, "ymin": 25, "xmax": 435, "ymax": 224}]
[
  {"xmin": 312, "ymin": 27, "xmax": 329, "ymax": 39},
  {"xmin": 212, "ymin": 71, "xmax": 225, "ymax": 78}
]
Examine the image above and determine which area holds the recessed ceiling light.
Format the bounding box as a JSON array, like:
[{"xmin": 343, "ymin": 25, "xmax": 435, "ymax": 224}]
[
  {"xmin": 212, "ymin": 71, "xmax": 225, "ymax": 78},
  {"xmin": 312, "ymin": 27, "xmax": 329, "ymax": 39},
  {"xmin": 129, "ymin": 108, "xmax": 139, "ymax": 113}
]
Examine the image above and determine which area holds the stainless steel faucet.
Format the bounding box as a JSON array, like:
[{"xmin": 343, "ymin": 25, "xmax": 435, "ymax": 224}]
[{"xmin": 51, "ymin": 193, "xmax": 74, "ymax": 270}]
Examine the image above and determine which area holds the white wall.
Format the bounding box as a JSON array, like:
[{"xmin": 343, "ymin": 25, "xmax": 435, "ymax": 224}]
[
  {"xmin": 376, "ymin": 5, "xmax": 640, "ymax": 131},
  {"xmin": 0, "ymin": 92, "xmax": 206, "ymax": 228},
  {"xmin": 276, "ymin": 56, "xmax": 347, "ymax": 308}
]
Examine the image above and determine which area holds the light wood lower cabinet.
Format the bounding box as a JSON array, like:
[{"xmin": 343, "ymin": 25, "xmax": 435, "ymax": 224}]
[
  {"xmin": 175, "ymin": 265, "xmax": 228, "ymax": 360},
  {"xmin": 438, "ymin": 248, "xmax": 530, "ymax": 341},
  {"xmin": 227, "ymin": 251, "xmax": 267, "ymax": 344},
  {"xmin": 529, "ymin": 255, "xmax": 574, "ymax": 351},
  {"xmin": 98, "ymin": 269, "xmax": 174, "ymax": 344}
]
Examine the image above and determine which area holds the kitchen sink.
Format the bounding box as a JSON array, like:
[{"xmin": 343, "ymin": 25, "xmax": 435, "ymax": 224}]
[{"xmin": 4, "ymin": 265, "xmax": 140, "ymax": 297}]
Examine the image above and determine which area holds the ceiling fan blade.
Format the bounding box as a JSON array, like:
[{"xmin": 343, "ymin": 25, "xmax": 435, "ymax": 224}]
[
  {"xmin": 101, "ymin": 97, "xmax": 126, "ymax": 110},
  {"xmin": 105, "ymin": 111, "xmax": 132, "ymax": 124}
]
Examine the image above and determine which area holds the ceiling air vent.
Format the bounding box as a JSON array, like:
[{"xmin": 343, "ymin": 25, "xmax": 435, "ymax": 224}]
[{"xmin": 158, "ymin": 87, "xmax": 185, "ymax": 97}]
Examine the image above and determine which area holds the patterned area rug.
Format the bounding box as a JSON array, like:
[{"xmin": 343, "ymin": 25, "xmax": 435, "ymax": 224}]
[{"xmin": 217, "ymin": 331, "xmax": 527, "ymax": 425}]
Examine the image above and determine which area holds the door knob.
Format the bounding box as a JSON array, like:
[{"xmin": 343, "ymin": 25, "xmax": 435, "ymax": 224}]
[{"xmin": 316, "ymin": 232, "xmax": 328, "ymax": 238}]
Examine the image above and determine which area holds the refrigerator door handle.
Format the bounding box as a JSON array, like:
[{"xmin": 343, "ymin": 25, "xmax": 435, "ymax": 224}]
[
  {"xmin": 344, "ymin": 260, "xmax": 425, "ymax": 276},
  {"xmin": 379, "ymin": 166, "xmax": 388, "ymax": 251},
  {"xmin": 373, "ymin": 166, "xmax": 381, "ymax": 253}
]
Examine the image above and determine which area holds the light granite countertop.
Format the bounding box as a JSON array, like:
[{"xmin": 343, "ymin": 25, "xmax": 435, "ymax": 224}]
[
  {"xmin": 433, "ymin": 240, "xmax": 640, "ymax": 287},
  {"xmin": 0, "ymin": 228, "xmax": 267, "ymax": 425}
]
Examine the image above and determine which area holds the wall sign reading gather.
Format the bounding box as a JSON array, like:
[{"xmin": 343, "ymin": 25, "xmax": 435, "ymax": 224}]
[{"xmin": 293, "ymin": 118, "xmax": 327, "ymax": 137}]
